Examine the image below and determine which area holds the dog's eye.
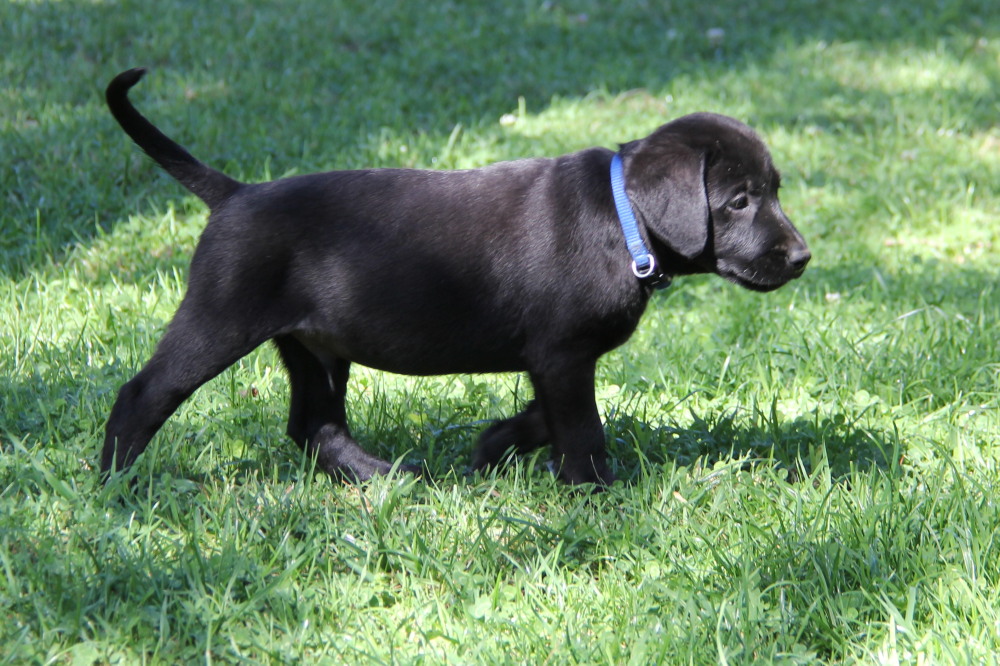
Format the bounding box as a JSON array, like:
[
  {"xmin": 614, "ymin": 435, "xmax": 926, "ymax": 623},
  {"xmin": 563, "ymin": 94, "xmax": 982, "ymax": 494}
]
[{"xmin": 728, "ymin": 192, "xmax": 750, "ymax": 210}]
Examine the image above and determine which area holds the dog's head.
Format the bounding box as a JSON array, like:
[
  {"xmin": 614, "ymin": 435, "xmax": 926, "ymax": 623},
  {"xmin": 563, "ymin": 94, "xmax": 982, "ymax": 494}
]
[{"xmin": 620, "ymin": 113, "xmax": 810, "ymax": 292}]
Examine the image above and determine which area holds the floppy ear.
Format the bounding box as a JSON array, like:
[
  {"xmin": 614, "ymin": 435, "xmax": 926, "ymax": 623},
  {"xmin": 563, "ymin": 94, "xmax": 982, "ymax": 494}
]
[{"xmin": 622, "ymin": 141, "xmax": 710, "ymax": 260}]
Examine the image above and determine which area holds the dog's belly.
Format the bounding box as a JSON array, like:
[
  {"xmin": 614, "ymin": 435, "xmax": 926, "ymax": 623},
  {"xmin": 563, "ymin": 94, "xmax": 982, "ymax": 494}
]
[
  {"xmin": 291, "ymin": 325, "xmax": 527, "ymax": 376},
  {"xmin": 283, "ymin": 248, "xmax": 539, "ymax": 374}
]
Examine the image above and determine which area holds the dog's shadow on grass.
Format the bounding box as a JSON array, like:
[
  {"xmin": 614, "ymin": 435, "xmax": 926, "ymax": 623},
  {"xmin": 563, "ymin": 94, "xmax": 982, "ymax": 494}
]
[{"xmin": 604, "ymin": 408, "xmax": 898, "ymax": 483}]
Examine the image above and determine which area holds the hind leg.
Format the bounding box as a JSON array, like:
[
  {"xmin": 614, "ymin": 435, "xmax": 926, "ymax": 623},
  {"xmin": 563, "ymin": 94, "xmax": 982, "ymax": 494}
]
[
  {"xmin": 471, "ymin": 400, "xmax": 549, "ymax": 471},
  {"xmin": 101, "ymin": 304, "xmax": 270, "ymax": 478},
  {"xmin": 275, "ymin": 336, "xmax": 417, "ymax": 481}
]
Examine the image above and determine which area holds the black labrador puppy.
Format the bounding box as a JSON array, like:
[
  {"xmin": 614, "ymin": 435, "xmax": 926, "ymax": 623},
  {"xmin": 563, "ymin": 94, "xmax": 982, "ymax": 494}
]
[{"xmin": 101, "ymin": 68, "xmax": 809, "ymax": 486}]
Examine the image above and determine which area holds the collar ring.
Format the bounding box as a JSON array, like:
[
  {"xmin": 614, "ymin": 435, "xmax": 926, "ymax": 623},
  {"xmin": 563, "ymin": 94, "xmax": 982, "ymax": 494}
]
[{"xmin": 631, "ymin": 255, "xmax": 656, "ymax": 279}]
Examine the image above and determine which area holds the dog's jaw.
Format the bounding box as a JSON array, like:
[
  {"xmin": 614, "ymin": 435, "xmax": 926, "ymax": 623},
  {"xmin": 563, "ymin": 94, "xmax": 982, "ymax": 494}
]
[{"xmin": 717, "ymin": 261, "xmax": 807, "ymax": 292}]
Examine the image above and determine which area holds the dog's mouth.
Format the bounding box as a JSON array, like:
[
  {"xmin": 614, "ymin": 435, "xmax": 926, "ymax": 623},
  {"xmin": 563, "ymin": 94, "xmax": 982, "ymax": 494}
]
[{"xmin": 720, "ymin": 265, "xmax": 804, "ymax": 293}]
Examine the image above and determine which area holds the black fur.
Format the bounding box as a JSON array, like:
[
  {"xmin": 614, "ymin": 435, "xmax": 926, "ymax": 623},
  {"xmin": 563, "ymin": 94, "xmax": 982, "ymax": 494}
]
[{"xmin": 101, "ymin": 68, "xmax": 809, "ymax": 486}]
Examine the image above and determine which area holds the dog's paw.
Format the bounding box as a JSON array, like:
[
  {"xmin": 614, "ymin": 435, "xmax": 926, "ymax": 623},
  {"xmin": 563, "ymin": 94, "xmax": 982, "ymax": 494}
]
[
  {"xmin": 394, "ymin": 461, "xmax": 429, "ymax": 481},
  {"xmin": 552, "ymin": 457, "xmax": 616, "ymax": 488}
]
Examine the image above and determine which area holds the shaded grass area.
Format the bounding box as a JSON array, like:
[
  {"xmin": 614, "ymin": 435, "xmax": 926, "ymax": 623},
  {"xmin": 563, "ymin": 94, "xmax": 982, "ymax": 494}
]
[{"xmin": 2, "ymin": 0, "xmax": 999, "ymax": 662}]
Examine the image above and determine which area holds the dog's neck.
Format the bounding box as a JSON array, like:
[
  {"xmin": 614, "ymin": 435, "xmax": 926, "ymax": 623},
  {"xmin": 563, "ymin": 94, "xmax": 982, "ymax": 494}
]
[{"xmin": 609, "ymin": 154, "xmax": 671, "ymax": 291}]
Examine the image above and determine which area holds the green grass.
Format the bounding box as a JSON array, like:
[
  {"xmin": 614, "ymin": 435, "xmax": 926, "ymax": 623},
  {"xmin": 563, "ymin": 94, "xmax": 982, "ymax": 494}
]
[{"xmin": 2, "ymin": 0, "xmax": 999, "ymax": 662}]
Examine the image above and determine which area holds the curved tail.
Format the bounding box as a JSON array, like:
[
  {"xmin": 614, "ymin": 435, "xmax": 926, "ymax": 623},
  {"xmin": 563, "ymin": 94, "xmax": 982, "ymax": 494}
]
[{"xmin": 106, "ymin": 68, "xmax": 241, "ymax": 209}]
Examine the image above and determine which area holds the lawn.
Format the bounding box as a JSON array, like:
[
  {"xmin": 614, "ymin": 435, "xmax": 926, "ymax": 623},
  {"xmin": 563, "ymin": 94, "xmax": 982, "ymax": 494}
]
[{"xmin": 2, "ymin": 0, "xmax": 998, "ymax": 663}]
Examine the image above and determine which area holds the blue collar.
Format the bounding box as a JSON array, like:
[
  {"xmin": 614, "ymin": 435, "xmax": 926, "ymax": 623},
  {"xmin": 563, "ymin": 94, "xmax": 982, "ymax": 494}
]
[{"xmin": 610, "ymin": 153, "xmax": 670, "ymax": 289}]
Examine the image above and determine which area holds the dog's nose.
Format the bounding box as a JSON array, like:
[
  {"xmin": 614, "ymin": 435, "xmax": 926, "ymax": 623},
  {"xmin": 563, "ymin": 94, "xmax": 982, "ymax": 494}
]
[{"xmin": 787, "ymin": 245, "xmax": 811, "ymax": 272}]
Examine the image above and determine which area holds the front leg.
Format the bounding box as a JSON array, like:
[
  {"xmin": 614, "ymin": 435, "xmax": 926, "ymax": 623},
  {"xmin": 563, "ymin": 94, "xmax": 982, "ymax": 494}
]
[
  {"xmin": 530, "ymin": 362, "xmax": 614, "ymax": 486},
  {"xmin": 471, "ymin": 400, "xmax": 548, "ymax": 471}
]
